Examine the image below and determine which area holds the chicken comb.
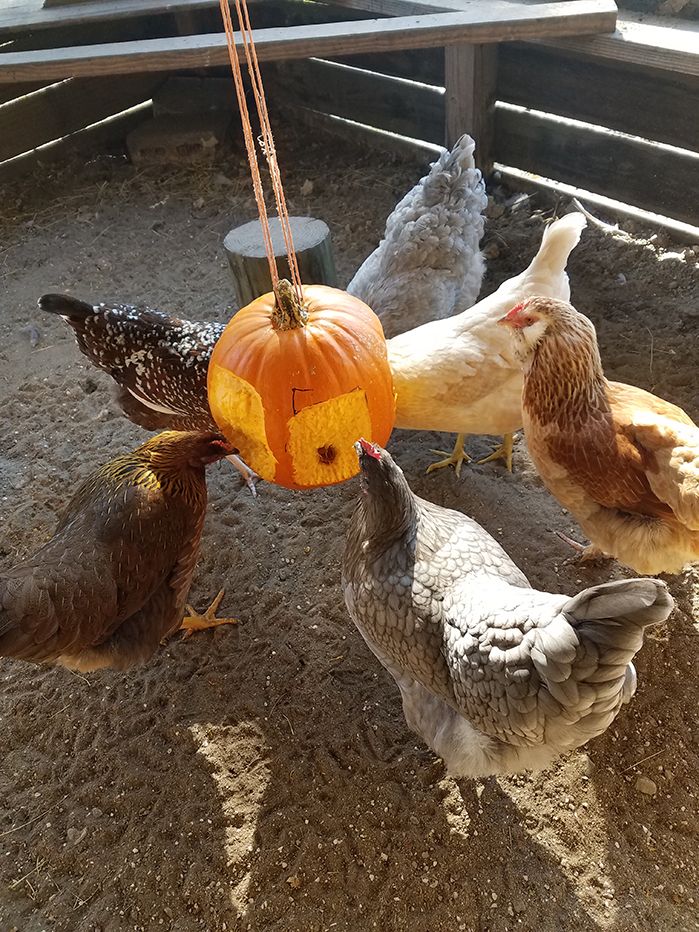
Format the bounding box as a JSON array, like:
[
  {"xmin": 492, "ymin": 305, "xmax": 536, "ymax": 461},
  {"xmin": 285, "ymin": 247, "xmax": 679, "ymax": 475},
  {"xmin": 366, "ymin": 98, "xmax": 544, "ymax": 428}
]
[
  {"xmin": 504, "ymin": 300, "xmax": 529, "ymax": 321},
  {"xmin": 358, "ymin": 438, "xmax": 381, "ymax": 460}
]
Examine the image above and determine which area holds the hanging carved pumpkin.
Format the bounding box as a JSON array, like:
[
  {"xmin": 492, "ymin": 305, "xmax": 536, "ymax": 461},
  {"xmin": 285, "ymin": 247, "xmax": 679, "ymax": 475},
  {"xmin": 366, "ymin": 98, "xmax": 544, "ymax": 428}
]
[{"xmin": 208, "ymin": 280, "xmax": 396, "ymax": 490}]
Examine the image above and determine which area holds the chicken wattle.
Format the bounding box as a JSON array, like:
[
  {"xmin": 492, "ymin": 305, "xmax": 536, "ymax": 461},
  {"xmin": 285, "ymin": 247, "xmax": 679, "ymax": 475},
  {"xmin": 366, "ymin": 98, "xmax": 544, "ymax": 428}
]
[
  {"xmin": 342, "ymin": 441, "xmax": 673, "ymax": 777},
  {"xmin": 388, "ymin": 211, "xmax": 587, "ymax": 474},
  {"xmin": 501, "ymin": 295, "xmax": 699, "ymax": 574}
]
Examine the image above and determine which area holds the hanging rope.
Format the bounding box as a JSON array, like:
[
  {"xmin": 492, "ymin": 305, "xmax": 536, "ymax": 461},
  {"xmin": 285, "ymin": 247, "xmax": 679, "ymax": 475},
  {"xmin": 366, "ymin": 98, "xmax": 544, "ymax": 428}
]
[{"xmin": 219, "ymin": 0, "xmax": 303, "ymax": 305}]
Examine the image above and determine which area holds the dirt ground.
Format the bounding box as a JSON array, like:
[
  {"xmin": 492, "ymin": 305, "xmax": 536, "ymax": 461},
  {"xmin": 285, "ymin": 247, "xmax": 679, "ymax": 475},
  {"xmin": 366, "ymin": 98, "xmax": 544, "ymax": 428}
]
[{"xmin": 0, "ymin": 122, "xmax": 697, "ymax": 932}]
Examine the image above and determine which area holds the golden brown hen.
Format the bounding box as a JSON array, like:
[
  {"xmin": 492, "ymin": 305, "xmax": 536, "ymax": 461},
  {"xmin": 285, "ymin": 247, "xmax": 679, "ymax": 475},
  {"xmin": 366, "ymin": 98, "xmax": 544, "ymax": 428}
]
[
  {"xmin": 0, "ymin": 431, "xmax": 238, "ymax": 672},
  {"xmin": 500, "ymin": 296, "xmax": 699, "ymax": 575}
]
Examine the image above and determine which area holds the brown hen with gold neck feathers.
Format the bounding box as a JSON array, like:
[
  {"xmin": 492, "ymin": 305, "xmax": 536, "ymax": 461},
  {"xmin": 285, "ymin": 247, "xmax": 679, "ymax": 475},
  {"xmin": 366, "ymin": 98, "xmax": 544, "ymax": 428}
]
[
  {"xmin": 0, "ymin": 431, "xmax": 238, "ymax": 672},
  {"xmin": 502, "ymin": 297, "xmax": 699, "ymax": 574}
]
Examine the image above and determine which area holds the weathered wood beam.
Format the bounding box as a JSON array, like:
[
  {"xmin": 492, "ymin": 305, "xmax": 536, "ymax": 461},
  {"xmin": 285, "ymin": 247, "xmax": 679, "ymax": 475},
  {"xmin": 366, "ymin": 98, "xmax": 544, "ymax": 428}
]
[
  {"xmin": 270, "ymin": 58, "xmax": 444, "ymax": 144},
  {"xmin": 494, "ymin": 102, "xmax": 699, "ymax": 228},
  {"xmin": 0, "ymin": 74, "xmax": 163, "ymax": 162},
  {"xmin": 444, "ymin": 43, "xmax": 496, "ymax": 171},
  {"xmin": 531, "ymin": 12, "xmax": 699, "ymax": 77},
  {"xmin": 0, "ymin": 0, "xmax": 223, "ymax": 36},
  {"xmin": 0, "ymin": 1, "xmax": 618, "ymax": 82},
  {"xmin": 0, "ymin": 101, "xmax": 152, "ymax": 181},
  {"xmin": 499, "ymin": 44, "xmax": 699, "ymax": 153},
  {"xmin": 329, "ymin": 1, "xmax": 698, "ymax": 77}
]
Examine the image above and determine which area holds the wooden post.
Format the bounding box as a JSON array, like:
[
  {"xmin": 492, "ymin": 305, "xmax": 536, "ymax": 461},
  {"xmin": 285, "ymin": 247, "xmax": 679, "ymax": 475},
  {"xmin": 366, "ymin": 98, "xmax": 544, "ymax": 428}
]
[
  {"xmin": 444, "ymin": 43, "xmax": 497, "ymax": 175},
  {"xmin": 224, "ymin": 217, "xmax": 338, "ymax": 306}
]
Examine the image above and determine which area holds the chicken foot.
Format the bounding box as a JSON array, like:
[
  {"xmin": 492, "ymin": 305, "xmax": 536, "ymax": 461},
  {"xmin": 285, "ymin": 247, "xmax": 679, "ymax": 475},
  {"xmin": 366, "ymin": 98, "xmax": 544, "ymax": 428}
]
[
  {"xmin": 476, "ymin": 433, "xmax": 515, "ymax": 473},
  {"xmin": 227, "ymin": 454, "xmax": 260, "ymax": 498},
  {"xmin": 426, "ymin": 434, "xmax": 471, "ymax": 478},
  {"xmin": 180, "ymin": 589, "xmax": 239, "ymax": 639},
  {"xmin": 555, "ymin": 532, "xmax": 609, "ymax": 565}
]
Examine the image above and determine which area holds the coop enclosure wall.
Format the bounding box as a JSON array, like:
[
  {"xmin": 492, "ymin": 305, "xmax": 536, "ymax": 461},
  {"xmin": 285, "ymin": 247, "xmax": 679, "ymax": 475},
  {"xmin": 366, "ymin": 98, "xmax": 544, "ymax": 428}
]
[{"xmin": 0, "ymin": 0, "xmax": 697, "ymax": 231}]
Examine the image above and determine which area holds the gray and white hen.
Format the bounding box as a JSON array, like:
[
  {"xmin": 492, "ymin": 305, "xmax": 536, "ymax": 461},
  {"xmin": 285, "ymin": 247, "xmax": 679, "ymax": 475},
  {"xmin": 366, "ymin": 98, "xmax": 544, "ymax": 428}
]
[
  {"xmin": 342, "ymin": 440, "xmax": 674, "ymax": 778},
  {"xmin": 347, "ymin": 134, "xmax": 487, "ymax": 338}
]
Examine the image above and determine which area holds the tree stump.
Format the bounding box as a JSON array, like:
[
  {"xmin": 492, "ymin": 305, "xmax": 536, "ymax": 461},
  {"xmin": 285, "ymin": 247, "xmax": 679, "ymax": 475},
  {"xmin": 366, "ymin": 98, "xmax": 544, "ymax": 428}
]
[{"xmin": 224, "ymin": 216, "xmax": 338, "ymax": 307}]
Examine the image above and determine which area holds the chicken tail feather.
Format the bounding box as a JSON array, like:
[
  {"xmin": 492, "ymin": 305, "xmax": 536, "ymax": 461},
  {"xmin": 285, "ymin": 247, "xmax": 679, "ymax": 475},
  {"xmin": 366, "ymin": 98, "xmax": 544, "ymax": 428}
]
[
  {"xmin": 564, "ymin": 577, "xmax": 673, "ymax": 628},
  {"xmin": 561, "ymin": 577, "xmax": 673, "ymax": 702},
  {"xmin": 39, "ymin": 293, "xmax": 95, "ymax": 321},
  {"xmin": 528, "ymin": 212, "xmax": 587, "ymax": 280}
]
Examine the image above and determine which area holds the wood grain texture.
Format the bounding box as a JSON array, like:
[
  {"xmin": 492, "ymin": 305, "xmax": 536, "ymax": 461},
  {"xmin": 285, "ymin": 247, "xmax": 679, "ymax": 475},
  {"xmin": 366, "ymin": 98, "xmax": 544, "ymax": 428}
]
[
  {"xmin": 0, "ymin": 101, "xmax": 152, "ymax": 181},
  {"xmin": 532, "ymin": 12, "xmax": 699, "ymax": 76},
  {"xmin": 499, "ymin": 44, "xmax": 699, "ymax": 152},
  {"xmin": 0, "ymin": 74, "xmax": 163, "ymax": 162},
  {"xmin": 0, "ymin": 0, "xmax": 222, "ymax": 35},
  {"xmin": 0, "ymin": 1, "xmax": 618, "ymax": 82},
  {"xmin": 494, "ymin": 103, "xmax": 699, "ymax": 227},
  {"xmin": 327, "ymin": 1, "xmax": 697, "ymax": 75},
  {"xmin": 445, "ymin": 43, "xmax": 496, "ymax": 170},
  {"xmin": 224, "ymin": 217, "xmax": 338, "ymax": 306},
  {"xmin": 269, "ymin": 58, "xmax": 444, "ymax": 144}
]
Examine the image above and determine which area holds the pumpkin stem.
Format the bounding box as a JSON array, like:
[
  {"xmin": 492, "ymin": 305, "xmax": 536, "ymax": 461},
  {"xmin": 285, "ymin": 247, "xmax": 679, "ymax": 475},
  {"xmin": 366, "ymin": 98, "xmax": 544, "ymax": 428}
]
[{"xmin": 272, "ymin": 279, "xmax": 308, "ymax": 330}]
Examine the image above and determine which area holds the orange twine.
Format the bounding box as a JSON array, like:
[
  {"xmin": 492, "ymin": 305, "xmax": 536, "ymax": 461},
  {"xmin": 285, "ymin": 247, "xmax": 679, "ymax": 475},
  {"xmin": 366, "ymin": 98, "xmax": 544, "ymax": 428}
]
[{"xmin": 219, "ymin": 0, "xmax": 303, "ymax": 304}]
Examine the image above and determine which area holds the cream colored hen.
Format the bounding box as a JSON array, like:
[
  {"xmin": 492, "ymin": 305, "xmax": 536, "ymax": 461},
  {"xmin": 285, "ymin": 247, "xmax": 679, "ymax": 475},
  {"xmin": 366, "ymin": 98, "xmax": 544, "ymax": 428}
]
[
  {"xmin": 388, "ymin": 212, "xmax": 587, "ymax": 474},
  {"xmin": 500, "ymin": 296, "xmax": 699, "ymax": 574}
]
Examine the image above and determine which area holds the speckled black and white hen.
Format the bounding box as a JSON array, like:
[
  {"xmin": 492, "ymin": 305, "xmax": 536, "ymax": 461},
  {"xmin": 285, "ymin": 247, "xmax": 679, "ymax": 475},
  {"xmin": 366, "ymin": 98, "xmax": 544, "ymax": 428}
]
[
  {"xmin": 39, "ymin": 294, "xmax": 257, "ymax": 493},
  {"xmin": 342, "ymin": 440, "xmax": 673, "ymax": 777}
]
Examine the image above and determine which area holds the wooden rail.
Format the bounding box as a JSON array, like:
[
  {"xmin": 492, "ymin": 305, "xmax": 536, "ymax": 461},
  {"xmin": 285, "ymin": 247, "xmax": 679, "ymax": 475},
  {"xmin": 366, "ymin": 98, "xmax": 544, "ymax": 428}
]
[
  {"xmin": 0, "ymin": 0, "xmax": 221, "ymax": 35},
  {"xmin": 273, "ymin": 58, "xmax": 445, "ymax": 144},
  {"xmin": 499, "ymin": 44, "xmax": 699, "ymax": 153},
  {"xmin": 495, "ymin": 103, "xmax": 699, "ymax": 228},
  {"xmin": 0, "ymin": 74, "xmax": 162, "ymax": 163},
  {"xmin": 0, "ymin": 1, "xmax": 617, "ymax": 81}
]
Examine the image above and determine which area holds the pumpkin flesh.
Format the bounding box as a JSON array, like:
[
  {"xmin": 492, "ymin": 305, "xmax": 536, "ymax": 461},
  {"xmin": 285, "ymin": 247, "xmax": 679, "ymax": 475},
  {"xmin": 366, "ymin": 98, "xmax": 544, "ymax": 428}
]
[{"xmin": 208, "ymin": 284, "xmax": 395, "ymax": 489}]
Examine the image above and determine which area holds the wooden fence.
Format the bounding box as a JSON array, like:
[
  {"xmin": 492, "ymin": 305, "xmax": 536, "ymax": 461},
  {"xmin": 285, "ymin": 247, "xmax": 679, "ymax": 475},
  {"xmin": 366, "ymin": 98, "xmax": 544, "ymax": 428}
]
[{"xmin": 0, "ymin": 0, "xmax": 697, "ymax": 233}]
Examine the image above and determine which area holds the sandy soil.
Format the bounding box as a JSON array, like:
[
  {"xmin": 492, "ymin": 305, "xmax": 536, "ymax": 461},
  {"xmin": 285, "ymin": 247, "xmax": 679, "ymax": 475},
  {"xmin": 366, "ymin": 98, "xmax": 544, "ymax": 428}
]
[{"xmin": 0, "ymin": 124, "xmax": 698, "ymax": 932}]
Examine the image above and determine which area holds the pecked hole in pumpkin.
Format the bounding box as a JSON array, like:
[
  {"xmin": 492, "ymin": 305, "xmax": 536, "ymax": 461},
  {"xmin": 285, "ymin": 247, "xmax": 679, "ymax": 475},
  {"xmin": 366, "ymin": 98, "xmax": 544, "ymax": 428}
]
[
  {"xmin": 317, "ymin": 445, "xmax": 337, "ymax": 465},
  {"xmin": 287, "ymin": 387, "xmax": 372, "ymax": 487}
]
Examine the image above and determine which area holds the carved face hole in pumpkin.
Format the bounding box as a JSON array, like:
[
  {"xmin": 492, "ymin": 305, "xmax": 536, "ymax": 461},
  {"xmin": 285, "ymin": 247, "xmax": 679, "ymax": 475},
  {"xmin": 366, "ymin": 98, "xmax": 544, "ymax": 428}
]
[
  {"xmin": 208, "ymin": 283, "xmax": 396, "ymax": 490},
  {"xmin": 317, "ymin": 445, "xmax": 336, "ymax": 465}
]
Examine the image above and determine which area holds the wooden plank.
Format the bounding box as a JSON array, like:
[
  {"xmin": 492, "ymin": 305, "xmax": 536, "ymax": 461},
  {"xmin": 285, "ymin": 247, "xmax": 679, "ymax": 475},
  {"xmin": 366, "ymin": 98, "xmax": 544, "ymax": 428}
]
[
  {"xmin": 270, "ymin": 58, "xmax": 444, "ymax": 143},
  {"xmin": 330, "ymin": 48, "xmax": 443, "ymax": 83},
  {"xmin": 0, "ymin": 74, "xmax": 163, "ymax": 162},
  {"xmin": 283, "ymin": 101, "xmax": 442, "ymax": 159},
  {"xmin": 0, "ymin": 0, "xmax": 222, "ymax": 36},
  {"xmin": 445, "ymin": 43, "xmax": 496, "ymax": 169},
  {"xmin": 495, "ymin": 164, "xmax": 699, "ymax": 244},
  {"xmin": 494, "ymin": 102, "xmax": 699, "ymax": 228},
  {"xmin": 0, "ymin": 1, "xmax": 618, "ymax": 82},
  {"xmin": 0, "ymin": 80, "xmax": 49, "ymax": 105},
  {"xmin": 0, "ymin": 100, "xmax": 152, "ymax": 182},
  {"xmin": 329, "ymin": 0, "xmax": 698, "ymax": 76},
  {"xmin": 499, "ymin": 44, "xmax": 699, "ymax": 153},
  {"xmin": 532, "ymin": 12, "xmax": 699, "ymax": 77}
]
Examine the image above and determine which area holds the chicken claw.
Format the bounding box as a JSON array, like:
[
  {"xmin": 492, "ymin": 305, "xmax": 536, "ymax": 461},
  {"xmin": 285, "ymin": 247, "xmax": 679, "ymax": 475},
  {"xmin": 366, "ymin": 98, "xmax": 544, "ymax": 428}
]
[
  {"xmin": 555, "ymin": 532, "xmax": 609, "ymax": 565},
  {"xmin": 227, "ymin": 454, "xmax": 260, "ymax": 498},
  {"xmin": 476, "ymin": 433, "xmax": 515, "ymax": 473},
  {"xmin": 180, "ymin": 589, "xmax": 239, "ymax": 639},
  {"xmin": 427, "ymin": 434, "xmax": 470, "ymax": 478}
]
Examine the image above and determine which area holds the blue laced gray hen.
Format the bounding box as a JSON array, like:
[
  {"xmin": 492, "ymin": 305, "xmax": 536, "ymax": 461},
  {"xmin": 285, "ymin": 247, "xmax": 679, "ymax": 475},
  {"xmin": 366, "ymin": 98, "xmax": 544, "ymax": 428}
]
[{"xmin": 342, "ymin": 440, "xmax": 674, "ymax": 777}]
